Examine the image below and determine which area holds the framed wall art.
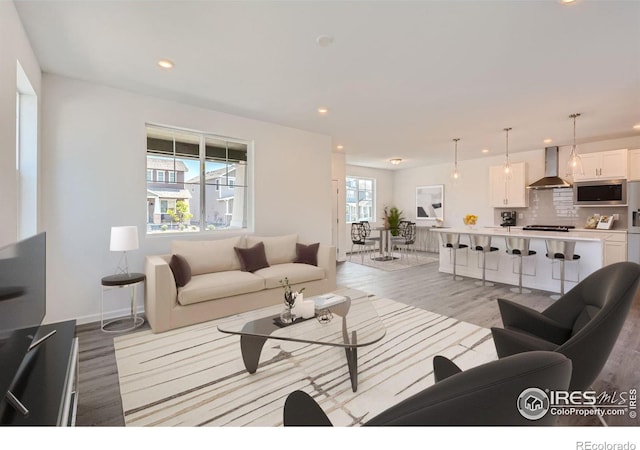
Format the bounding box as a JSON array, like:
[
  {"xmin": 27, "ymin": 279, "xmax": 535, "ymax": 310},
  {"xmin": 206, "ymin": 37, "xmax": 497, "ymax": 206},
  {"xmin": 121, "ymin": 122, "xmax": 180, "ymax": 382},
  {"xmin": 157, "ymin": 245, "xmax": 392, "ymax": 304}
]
[{"xmin": 416, "ymin": 185, "xmax": 444, "ymax": 221}]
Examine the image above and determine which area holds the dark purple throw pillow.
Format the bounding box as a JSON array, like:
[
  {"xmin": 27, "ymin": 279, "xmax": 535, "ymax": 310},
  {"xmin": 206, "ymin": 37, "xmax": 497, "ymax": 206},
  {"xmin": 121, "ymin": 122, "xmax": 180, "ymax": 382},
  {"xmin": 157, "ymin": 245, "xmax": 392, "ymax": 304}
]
[
  {"xmin": 169, "ymin": 254, "xmax": 192, "ymax": 287},
  {"xmin": 294, "ymin": 242, "xmax": 320, "ymax": 266},
  {"xmin": 234, "ymin": 242, "xmax": 270, "ymax": 273}
]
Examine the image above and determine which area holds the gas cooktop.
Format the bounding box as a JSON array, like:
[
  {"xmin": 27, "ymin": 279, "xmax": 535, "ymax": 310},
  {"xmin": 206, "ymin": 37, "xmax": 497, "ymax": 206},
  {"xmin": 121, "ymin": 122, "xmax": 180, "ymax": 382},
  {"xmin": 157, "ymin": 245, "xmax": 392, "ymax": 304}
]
[{"xmin": 522, "ymin": 225, "xmax": 576, "ymax": 232}]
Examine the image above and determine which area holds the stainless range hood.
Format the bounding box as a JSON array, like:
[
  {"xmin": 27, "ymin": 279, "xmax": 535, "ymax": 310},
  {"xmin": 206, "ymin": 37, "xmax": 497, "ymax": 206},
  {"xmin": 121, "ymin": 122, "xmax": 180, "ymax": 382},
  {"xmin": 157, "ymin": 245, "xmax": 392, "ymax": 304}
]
[{"xmin": 527, "ymin": 146, "xmax": 572, "ymax": 189}]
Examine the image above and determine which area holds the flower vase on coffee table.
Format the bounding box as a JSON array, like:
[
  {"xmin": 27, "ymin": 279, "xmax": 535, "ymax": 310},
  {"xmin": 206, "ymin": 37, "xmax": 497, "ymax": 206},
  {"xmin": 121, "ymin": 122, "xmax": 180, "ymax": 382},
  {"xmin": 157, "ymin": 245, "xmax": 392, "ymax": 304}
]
[{"xmin": 280, "ymin": 291, "xmax": 297, "ymax": 324}]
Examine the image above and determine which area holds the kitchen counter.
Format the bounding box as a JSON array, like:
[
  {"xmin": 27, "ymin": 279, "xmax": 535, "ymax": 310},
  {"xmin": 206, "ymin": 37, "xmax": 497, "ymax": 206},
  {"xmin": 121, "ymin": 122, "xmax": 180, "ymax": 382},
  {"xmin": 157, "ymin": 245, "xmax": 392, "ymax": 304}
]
[
  {"xmin": 432, "ymin": 226, "xmax": 605, "ymax": 242},
  {"xmin": 572, "ymin": 228, "xmax": 628, "ymax": 234},
  {"xmin": 430, "ymin": 226, "xmax": 605, "ymax": 294}
]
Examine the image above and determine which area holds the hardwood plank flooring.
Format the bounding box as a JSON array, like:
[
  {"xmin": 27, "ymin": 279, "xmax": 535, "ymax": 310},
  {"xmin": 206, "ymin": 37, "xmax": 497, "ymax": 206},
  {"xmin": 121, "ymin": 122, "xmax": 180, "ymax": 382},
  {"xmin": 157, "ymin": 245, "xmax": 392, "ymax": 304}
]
[{"xmin": 74, "ymin": 257, "xmax": 640, "ymax": 426}]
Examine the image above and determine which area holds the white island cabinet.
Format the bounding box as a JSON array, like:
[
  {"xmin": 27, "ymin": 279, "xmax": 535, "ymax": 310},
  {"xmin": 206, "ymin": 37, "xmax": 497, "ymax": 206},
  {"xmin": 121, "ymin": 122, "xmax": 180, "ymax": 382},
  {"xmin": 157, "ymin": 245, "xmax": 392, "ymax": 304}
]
[{"xmin": 431, "ymin": 227, "xmax": 605, "ymax": 294}]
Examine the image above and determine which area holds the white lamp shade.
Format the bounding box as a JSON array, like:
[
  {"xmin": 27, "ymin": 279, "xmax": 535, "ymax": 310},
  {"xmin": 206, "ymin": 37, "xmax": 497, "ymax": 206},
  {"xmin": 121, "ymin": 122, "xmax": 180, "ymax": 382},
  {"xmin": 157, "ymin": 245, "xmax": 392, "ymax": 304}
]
[{"xmin": 110, "ymin": 226, "xmax": 139, "ymax": 252}]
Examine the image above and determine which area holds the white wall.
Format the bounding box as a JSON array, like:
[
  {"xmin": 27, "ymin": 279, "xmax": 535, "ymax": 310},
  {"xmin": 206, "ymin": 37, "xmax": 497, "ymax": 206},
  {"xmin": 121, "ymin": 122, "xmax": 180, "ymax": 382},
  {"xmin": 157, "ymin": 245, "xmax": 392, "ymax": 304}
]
[
  {"xmin": 41, "ymin": 74, "xmax": 332, "ymax": 325},
  {"xmin": 0, "ymin": 1, "xmax": 42, "ymax": 246},
  {"xmin": 393, "ymin": 149, "xmax": 546, "ymax": 229}
]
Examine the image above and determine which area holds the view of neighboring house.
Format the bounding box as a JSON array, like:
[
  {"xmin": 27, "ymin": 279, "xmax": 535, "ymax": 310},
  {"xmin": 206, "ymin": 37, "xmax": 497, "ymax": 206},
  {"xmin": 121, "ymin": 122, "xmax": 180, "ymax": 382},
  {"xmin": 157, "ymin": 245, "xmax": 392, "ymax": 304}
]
[
  {"xmin": 146, "ymin": 157, "xmax": 191, "ymax": 229},
  {"xmin": 187, "ymin": 166, "xmax": 237, "ymax": 228}
]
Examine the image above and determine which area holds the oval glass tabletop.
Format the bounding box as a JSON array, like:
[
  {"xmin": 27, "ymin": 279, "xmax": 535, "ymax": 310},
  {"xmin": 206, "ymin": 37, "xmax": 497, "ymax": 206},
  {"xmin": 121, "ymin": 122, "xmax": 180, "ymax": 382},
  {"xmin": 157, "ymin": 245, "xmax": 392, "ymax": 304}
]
[{"xmin": 217, "ymin": 288, "xmax": 386, "ymax": 348}]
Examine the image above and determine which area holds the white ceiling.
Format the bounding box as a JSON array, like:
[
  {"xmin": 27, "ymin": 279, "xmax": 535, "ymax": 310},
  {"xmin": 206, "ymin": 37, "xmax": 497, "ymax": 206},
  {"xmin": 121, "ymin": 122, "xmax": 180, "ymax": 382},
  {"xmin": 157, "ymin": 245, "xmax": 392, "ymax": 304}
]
[{"xmin": 14, "ymin": 0, "xmax": 640, "ymax": 169}]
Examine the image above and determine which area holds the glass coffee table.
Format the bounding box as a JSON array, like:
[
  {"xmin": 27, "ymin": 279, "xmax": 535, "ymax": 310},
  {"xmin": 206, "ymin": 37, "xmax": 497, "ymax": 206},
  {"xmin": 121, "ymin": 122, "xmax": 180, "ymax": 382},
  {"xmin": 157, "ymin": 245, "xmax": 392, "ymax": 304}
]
[{"xmin": 217, "ymin": 288, "xmax": 386, "ymax": 392}]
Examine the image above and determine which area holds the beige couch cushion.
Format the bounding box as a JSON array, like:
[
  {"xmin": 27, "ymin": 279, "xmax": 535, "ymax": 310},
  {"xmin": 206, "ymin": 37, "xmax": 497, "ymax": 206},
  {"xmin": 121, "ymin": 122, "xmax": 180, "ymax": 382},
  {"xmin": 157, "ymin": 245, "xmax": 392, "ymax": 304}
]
[
  {"xmin": 177, "ymin": 270, "xmax": 264, "ymax": 306},
  {"xmin": 246, "ymin": 234, "xmax": 298, "ymax": 265},
  {"xmin": 255, "ymin": 263, "xmax": 325, "ymax": 289},
  {"xmin": 172, "ymin": 236, "xmax": 244, "ymax": 276}
]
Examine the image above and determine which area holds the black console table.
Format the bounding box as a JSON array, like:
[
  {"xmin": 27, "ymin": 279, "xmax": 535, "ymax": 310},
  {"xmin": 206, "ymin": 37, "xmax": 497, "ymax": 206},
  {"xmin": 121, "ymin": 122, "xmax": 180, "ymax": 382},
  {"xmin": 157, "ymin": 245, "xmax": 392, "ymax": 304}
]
[{"xmin": 0, "ymin": 320, "xmax": 79, "ymax": 426}]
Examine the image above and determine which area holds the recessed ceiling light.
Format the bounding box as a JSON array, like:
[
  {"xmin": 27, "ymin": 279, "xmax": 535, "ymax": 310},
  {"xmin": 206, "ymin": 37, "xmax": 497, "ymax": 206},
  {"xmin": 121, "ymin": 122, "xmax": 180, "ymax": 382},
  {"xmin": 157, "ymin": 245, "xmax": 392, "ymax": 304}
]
[
  {"xmin": 633, "ymin": 124, "xmax": 640, "ymax": 130},
  {"xmin": 481, "ymin": 149, "xmax": 490, "ymax": 153},
  {"xmin": 336, "ymin": 145, "xmax": 344, "ymax": 150},
  {"xmin": 157, "ymin": 59, "xmax": 174, "ymax": 69},
  {"xmin": 316, "ymin": 35, "xmax": 334, "ymax": 47},
  {"xmin": 544, "ymin": 138, "xmax": 553, "ymax": 144},
  {"xmin": 560, "ymin": 0, "xmax": 578, "ymax": 4},
  {"xmin": 317, "ymin": 107, "xmax": 329, "ymax": 115},
  {"xmin": 390, "ymin": 158, "xmax": 403, "ymax": 165}
]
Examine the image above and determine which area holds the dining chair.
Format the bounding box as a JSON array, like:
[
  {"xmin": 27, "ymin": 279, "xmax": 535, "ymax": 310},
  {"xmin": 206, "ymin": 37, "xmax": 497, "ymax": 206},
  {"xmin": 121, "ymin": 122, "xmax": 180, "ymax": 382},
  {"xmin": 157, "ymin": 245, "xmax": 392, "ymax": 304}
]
[{"xmin": 349, "ymin": 222, "xmax": 375, "ymax": 263}]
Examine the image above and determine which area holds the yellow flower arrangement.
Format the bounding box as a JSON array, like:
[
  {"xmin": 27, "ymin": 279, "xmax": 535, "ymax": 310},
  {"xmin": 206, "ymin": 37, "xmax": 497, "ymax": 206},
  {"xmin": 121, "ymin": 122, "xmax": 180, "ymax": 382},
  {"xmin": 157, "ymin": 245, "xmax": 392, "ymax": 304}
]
[{"xmin": 463, "ymin": 214, "xmax": 478, "ymax": 226}]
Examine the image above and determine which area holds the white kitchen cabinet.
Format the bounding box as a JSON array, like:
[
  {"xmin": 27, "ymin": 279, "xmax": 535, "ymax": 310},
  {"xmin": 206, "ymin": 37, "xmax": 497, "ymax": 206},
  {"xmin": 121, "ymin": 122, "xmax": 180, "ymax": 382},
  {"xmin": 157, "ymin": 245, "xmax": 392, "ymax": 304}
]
[
  {"xmin": 573, "ymin": 149, "xmax": 627, "ymax": 181},
  {"xmin": 628, "ymin": 149, "xmax": 640, "ymax": 181},
  {"xmin": 490, "ymin": 161, "xmax": 528, "ymax": 207},
  {"xmin": 602, "ymin": 232, "xmax": 627, "ymax": 266}
]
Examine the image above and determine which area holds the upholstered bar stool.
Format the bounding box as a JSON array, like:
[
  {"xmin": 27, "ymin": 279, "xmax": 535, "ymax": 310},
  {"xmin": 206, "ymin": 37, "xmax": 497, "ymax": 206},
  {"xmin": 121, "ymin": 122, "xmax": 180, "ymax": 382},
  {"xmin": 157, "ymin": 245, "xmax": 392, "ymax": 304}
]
[
  {"xmin": 505, "ymin": 237, "xmax": 537, "ymax": 294},
  {"xmin": 469, "ymin": 234, "xmax": 499, "ymax": 287},
  {"xmin": 440, "ymin": 232, "xmax": 468, "ymax": 281},
  {"xmin": 545, "ymin": 239, "xmax": 580, "ymax": 301}
]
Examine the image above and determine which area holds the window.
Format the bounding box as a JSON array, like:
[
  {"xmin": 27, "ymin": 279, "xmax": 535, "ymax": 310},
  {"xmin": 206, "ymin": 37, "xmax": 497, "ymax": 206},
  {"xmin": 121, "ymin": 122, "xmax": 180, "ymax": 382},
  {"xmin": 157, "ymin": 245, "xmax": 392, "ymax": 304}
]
[
  {"xmin": 146, "ymin": 169, "xmax": 153, "ymax": 181},
  {"xmin": 160, "ymin": 199, "xmax": 176, "ymax": 213},
  {"xmin": 346, "ymin": 176, "xmax": 375, "ymax": 223},
  {"xmin": 146, "ymin": 124, "xmax": 251, "ymax": 234},
  {"xmin": 16, "ymin": 61, "xmax": 38, "ymax": 240}
]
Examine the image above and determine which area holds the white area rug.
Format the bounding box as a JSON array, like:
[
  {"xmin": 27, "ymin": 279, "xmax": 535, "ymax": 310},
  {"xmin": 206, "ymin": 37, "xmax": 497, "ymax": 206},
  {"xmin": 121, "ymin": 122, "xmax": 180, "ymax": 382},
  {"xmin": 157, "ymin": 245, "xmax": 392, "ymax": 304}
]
[
  {"xmin": 113, "ymin": 297, "xmax": 497, "ymax": 427},
  {"xmin": 348, "ymin": 252, "xmax": 439, "ymax": 272}
]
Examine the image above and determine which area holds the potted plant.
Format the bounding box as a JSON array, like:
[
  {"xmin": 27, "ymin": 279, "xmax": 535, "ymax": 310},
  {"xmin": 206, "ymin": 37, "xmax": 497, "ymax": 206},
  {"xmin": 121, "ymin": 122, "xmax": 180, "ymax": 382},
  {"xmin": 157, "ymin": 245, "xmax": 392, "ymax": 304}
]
[{"xmin": 384, "ymin": 206, "xmax": 404, "ymax": 236}]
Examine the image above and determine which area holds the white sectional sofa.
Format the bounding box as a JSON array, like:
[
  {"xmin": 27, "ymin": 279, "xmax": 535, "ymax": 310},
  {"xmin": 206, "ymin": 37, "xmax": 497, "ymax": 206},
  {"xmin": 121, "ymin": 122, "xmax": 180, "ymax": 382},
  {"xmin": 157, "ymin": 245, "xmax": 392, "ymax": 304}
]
[{"xmin": 144, "ymin": 234, "xmax": 336, "ymax": 333}]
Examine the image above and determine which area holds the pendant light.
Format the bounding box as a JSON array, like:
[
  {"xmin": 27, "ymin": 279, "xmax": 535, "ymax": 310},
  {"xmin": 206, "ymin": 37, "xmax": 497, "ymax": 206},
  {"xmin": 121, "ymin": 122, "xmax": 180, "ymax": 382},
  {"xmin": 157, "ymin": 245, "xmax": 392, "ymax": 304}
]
[
  {"xmin": 567, "ymin": 113, "xmax": 584, "ymax": 177},
  {"xmin": 451, "ymin": 138, "xmax": 461, "ymax": 180},
  {"xmin": 503, "ymin": 127, "xmax": 512, "ymax": 180}
]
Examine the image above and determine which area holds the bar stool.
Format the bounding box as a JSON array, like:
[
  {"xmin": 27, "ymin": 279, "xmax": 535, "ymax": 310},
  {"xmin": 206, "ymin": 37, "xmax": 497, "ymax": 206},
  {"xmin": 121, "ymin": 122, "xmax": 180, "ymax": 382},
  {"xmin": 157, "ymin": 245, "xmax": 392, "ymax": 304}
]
[
  {"xmin": 505, "ymin": 237, "xmax": 537, "ymax": 294},
  {"xmin": 440, "ymin": 232, "xmax": 468, "ymax": 281},
  {"xmin": 469, "ymin": 234, "xmax": 499, "ymax": 287},
  {"xmin": 545, "ymin": 239, "xmax": 580, "ymax": 301}
]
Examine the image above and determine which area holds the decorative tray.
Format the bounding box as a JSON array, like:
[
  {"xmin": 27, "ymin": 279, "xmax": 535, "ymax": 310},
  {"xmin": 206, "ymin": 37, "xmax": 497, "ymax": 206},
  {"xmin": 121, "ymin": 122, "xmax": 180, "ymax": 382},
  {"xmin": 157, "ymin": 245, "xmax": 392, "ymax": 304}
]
[{"xmin": 272, "ymin": 315, "xmax": 314, "ymax": 328}]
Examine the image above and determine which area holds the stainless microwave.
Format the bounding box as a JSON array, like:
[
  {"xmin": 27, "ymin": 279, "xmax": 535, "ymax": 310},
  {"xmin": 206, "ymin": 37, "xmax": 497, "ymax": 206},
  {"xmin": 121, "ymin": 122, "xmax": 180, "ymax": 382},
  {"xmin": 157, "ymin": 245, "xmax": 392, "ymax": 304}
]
[{"xmin": 573, "ymin": 179, "xmax": 627, "ymax": 206}]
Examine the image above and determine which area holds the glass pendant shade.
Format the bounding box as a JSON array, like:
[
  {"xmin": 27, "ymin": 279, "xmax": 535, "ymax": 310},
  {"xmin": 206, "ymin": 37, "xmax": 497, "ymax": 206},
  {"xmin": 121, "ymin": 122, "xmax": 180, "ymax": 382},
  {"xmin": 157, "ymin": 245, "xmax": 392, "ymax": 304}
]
[
  {"xmin": 566, "ymin": 113, "xmax": 584, "ymax": 177},
  {"xmin": 503, "ymin": 128, "xmax": 512, "ymax": 180},
  {"xmin": 451, "ymin": 138, "xmax": 461, "ymax": 181}
]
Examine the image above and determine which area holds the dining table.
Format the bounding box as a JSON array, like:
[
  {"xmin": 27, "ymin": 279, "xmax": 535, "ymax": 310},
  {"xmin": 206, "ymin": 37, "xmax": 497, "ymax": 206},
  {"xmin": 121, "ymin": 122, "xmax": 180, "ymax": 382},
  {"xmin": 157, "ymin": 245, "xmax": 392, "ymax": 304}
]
[{"xmin": 373, "ymin": 226, "xmax": 399, "ymax": 261}]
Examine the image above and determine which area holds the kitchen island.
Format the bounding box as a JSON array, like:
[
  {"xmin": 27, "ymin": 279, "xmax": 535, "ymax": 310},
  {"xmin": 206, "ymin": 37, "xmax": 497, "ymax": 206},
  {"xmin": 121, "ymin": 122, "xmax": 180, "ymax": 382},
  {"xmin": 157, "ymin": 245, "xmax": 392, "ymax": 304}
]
[{"xmin": 430, "ymin": 227, "xmax": 606, "ymax": 294}]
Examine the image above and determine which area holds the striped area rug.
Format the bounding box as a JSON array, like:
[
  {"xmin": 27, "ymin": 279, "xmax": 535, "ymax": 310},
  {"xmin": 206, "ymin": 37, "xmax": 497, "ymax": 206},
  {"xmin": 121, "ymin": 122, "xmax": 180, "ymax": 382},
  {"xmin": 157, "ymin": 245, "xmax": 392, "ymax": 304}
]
[{"xmin": 113, "ymin": 296, "xmax": 497, "ymax": 426}]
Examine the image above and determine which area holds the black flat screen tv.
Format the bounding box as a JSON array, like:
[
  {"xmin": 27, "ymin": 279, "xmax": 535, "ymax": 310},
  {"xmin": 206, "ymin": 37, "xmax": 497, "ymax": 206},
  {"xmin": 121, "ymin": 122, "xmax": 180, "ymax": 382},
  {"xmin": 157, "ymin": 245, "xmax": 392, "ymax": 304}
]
[{"xmin": 0, "ymin": 233, "xmax": 46, "ymax": 405}]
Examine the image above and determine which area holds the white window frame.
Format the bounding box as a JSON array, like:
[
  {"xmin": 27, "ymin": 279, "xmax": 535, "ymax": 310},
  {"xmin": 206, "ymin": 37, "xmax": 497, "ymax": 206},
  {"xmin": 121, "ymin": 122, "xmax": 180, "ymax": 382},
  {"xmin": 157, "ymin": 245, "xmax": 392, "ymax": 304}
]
[
  {"xmin": 346, "ymin": 176, "xmax": 376, "ymax": 223},
  {"xmin": 147, "ymin": 169, "xmax": 153, "ymax": 181},
  {"xmin": 168, "ymin": 170, "xmax": 176, "ymax": 183},
  {"xmin": 146, "ymin": 123, "xmax": 254, "ymax": 235},
  {"xmin": 157, "ymin": 171, "xmax": 165, "ymax": 182}
]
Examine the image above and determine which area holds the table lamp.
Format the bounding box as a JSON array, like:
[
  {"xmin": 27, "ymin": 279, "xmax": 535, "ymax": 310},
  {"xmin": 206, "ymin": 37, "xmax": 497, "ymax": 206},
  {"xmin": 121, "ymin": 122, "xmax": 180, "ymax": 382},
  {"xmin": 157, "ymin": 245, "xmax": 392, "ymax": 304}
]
[{"xmin": 110, "ymin": 226, "xmax": 139, "ymax": 275}]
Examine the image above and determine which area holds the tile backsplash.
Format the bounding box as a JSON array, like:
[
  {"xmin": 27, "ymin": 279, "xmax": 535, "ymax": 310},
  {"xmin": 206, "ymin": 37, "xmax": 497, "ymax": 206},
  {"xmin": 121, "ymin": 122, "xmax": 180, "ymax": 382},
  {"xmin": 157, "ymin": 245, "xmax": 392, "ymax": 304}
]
[{"xmin": 494, "ymin": 188, "xmax": 628, "ymax": 230}]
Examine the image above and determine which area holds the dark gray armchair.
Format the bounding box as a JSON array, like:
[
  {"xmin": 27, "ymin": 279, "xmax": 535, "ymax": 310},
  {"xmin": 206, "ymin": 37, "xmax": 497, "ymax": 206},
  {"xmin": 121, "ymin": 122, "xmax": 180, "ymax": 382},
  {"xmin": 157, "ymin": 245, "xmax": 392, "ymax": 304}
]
[
  {"xmin": 283, "ymin": 351, "xmax": 571, "ymax": 426},
  {"xmin": 491, "ymin": 261, "xmax": 640, "ymax": 391}
]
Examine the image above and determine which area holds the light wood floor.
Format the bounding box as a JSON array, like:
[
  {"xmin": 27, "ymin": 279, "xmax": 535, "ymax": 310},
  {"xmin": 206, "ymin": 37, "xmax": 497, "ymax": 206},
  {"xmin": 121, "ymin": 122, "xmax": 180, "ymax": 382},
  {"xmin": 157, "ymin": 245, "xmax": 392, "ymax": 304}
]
[{"xmin": 75, "ymin": 257, "xmax": 640, "ymax": 426}]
